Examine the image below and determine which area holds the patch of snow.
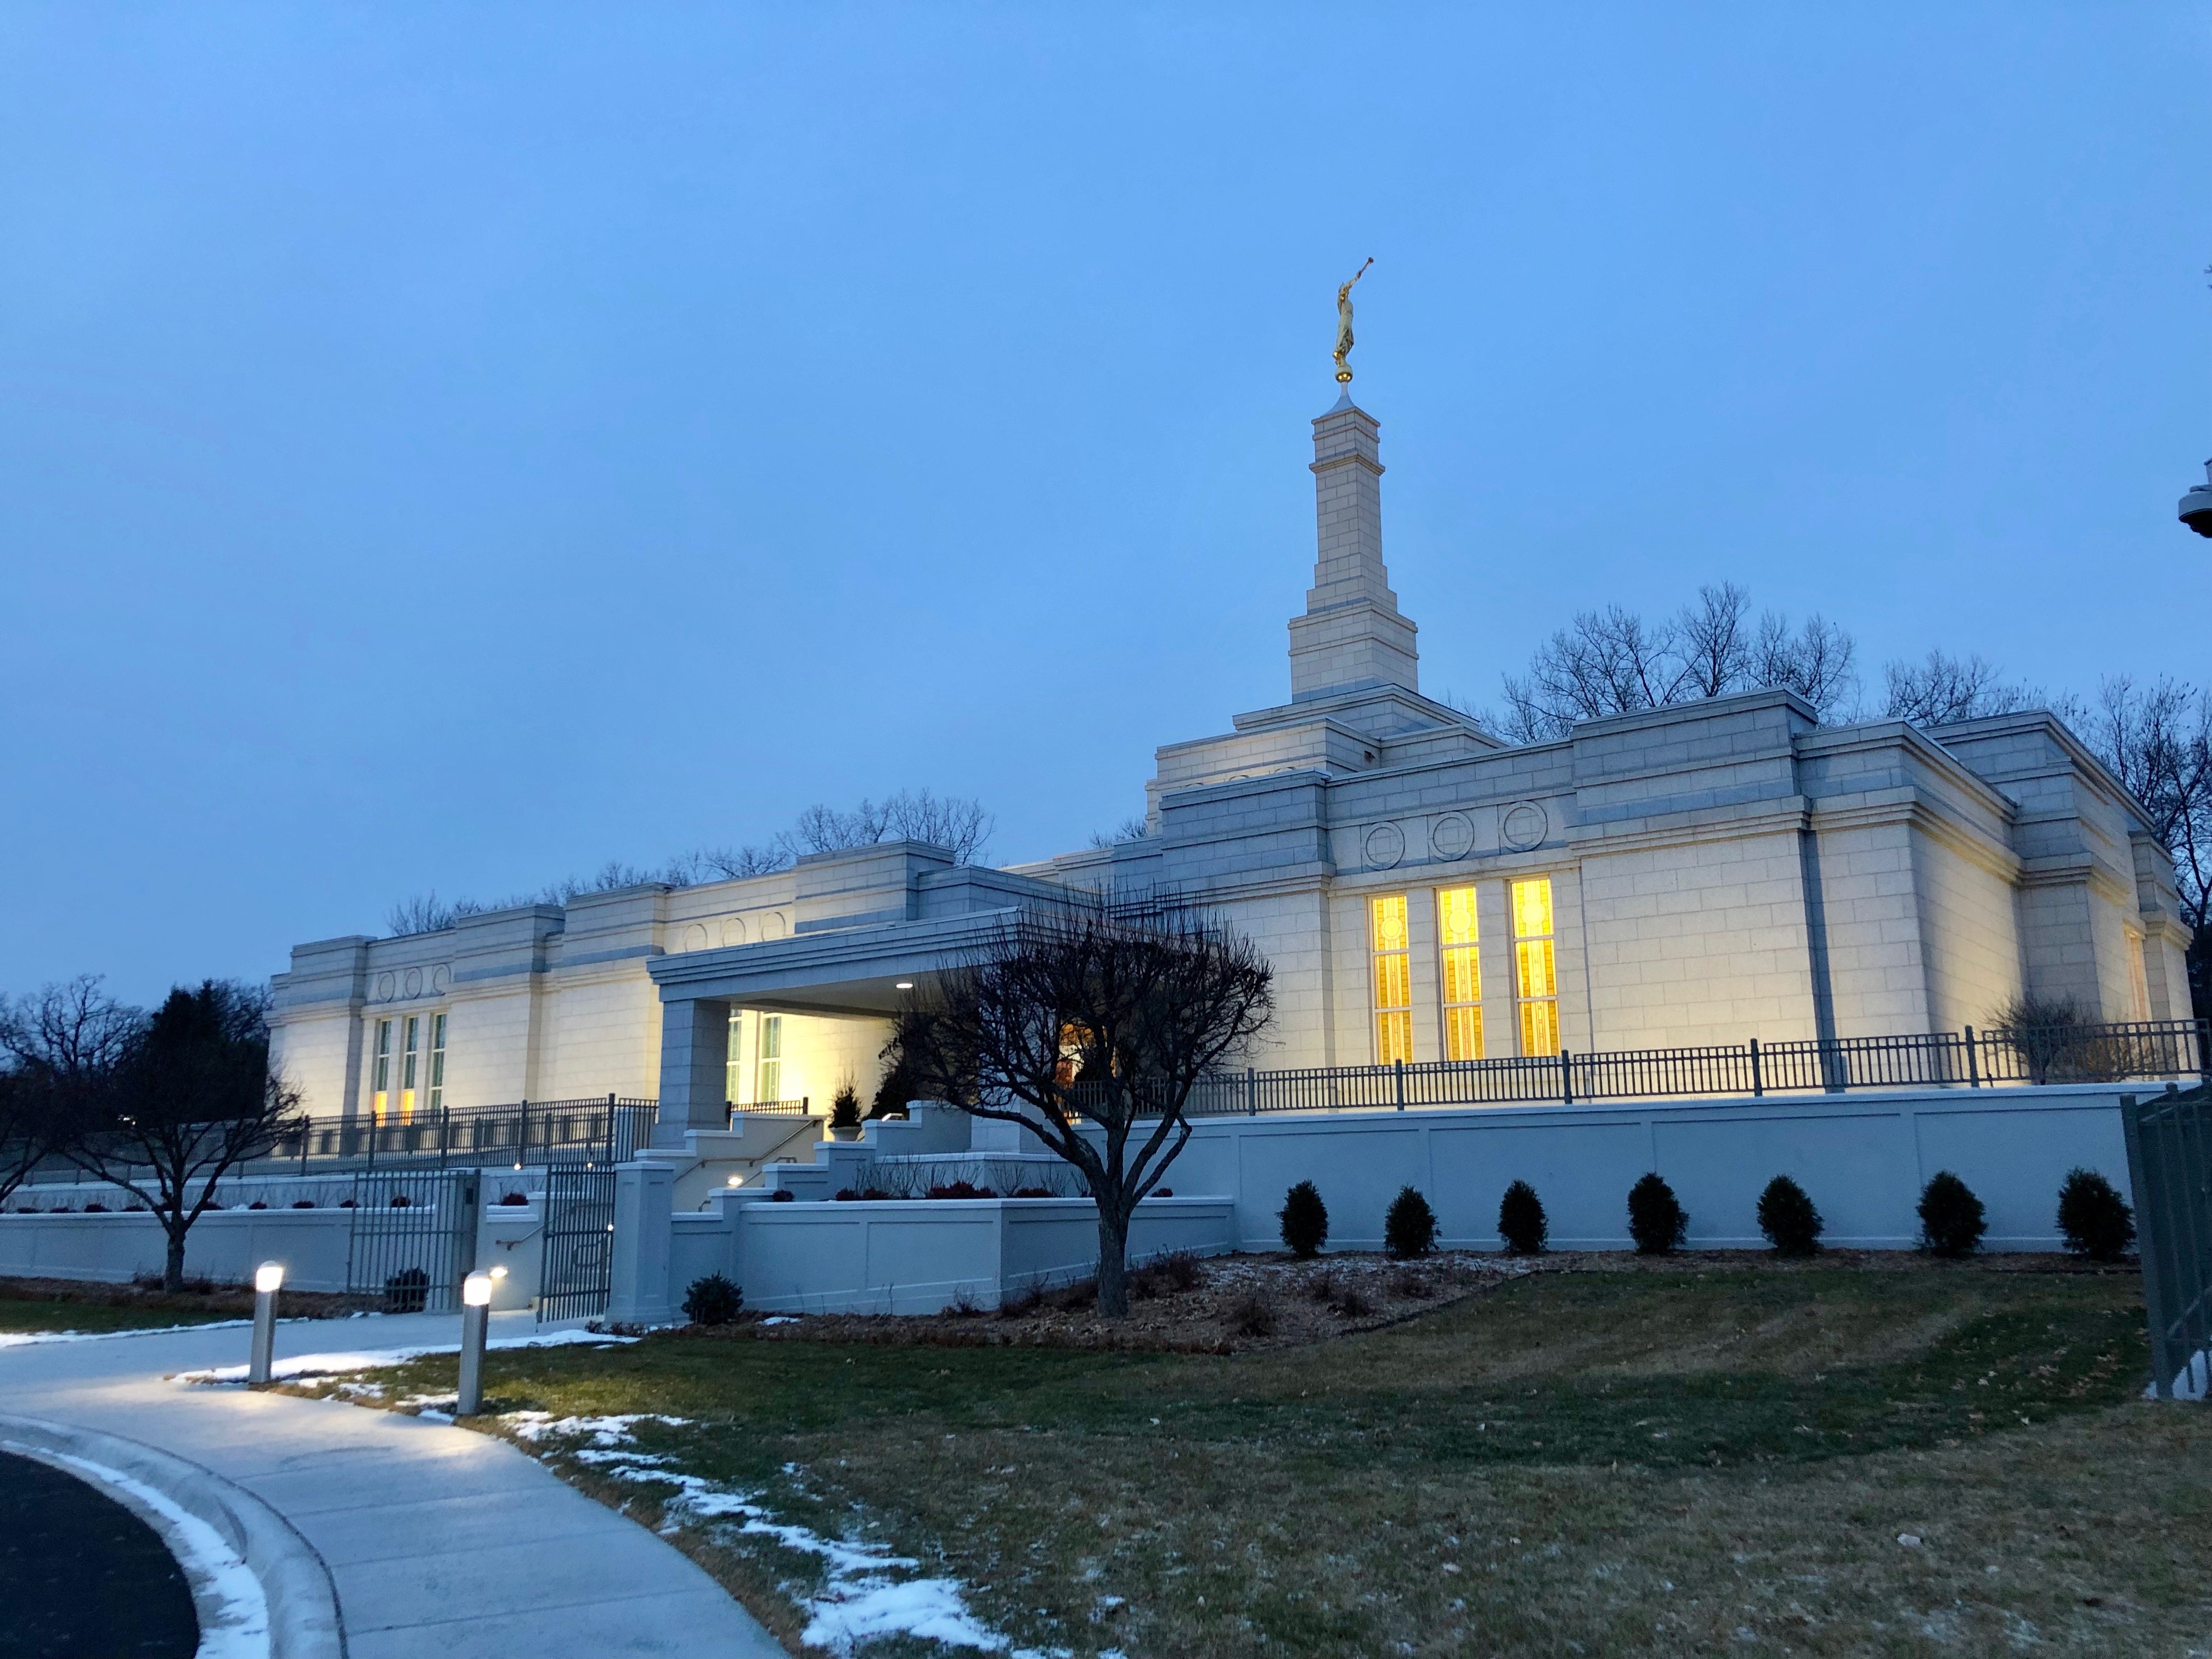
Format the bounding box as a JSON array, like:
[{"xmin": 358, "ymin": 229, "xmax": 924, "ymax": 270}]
[
  {"xmin": 172, "ymin": 1325, "xmax": 634, "ymax": 1384},
  {"xmin": 506, "ymin": 1414, "xmax": 1015, "ymax": 1654},
  {"xmin": 31, "ymin": 1447, "xmax": 268, "ymax": 1658},
  {"xmin": 0, "ymin": 1318, "xmax": 253, "ymax": 1347}
]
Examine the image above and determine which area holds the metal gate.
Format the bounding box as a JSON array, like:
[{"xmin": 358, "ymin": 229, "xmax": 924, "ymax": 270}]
[
  {"xmin": 538, "ymin": 1167, "xmax": 617, "ymax": 1323},
  {"xmin": 2123, "ymin": 1085, "xmax": 2212, "ymax": 1400},
  {"xmin": 346, "ymin": 1170, "xmax": 481, "ymax": 1313}
]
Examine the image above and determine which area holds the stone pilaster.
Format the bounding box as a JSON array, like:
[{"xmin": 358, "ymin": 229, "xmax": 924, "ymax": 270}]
[{"xmin": 1287, "ymin": 393, "xmax": 1419, "ymax": 700}]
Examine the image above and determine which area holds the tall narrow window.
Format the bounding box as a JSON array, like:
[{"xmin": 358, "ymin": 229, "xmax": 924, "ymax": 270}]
[
  {"xmin": 726, "ymin": 1008, "xmax": 744, "ymax": 1105},
  {"xmin": 427, "ymin": 1013, "xmax": 447, "ymax": 1114},
  {"xmin": 1370, "ymin": 894, "xmax": 1413, "ymax": 1065},
  {"xmin": 1437, "ymin": 886, "xmax": 1484, "ymax": 1060},
  {"xmin": 757, "ymin": 1014, "xmax": 783, "ymax": 1103},
  {"xmin": 1512, "ymin": 877, "xmax": 1559, "ymax": 1056},
  {"xmin": 370, "ymin": 1019, "xmax": 392, "ymax": 1125},
  {"xmin": 399, "ymin": 1015, "xmax": 420, "ymax": 1125}
]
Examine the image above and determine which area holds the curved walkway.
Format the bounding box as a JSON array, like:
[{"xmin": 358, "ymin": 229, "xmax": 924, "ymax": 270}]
[{"xmin": 0, "ymin": 1312, "xmax": 784, "ymax": 1659}]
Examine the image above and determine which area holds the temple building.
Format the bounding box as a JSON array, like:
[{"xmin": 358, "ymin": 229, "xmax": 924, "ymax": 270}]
[{"xmin": 270, "ymin": 391, "xmax": 2196, "ymax": 1135}]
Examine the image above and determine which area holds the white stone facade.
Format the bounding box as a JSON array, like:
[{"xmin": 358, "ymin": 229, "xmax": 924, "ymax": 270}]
[{"xmin": 270, "ymin": 394, "xmax": 2196, "ymax": 1131}]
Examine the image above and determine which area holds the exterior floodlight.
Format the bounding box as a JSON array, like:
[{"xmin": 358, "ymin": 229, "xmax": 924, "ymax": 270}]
[
  {"xmin": 2182, "ymin": 460, "xmax": 2212, "ymax": 538},
  {"xmin": 727, "ymin": 1174, "xmax": 742, "ymax": 1187},
  {"xmin": 895, "ymin": 981, "xmax": 915, "ymax": 990},
  {"xmin": 247, "ymin": 1263, "xmax": 284, "ymax": 1385},
  {"xmin": 457, "ymin": 1272, "xmax": 493, "ymax": 1415},
  {"xmin": 489, "ymin": 1263, "xmax": 508, "ymax": 1280}
]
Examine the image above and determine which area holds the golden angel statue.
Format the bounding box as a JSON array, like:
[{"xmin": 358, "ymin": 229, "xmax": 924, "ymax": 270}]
[{"xmin": 1333, "ymin": 258, "xmax": 1373, "ymax": 383}]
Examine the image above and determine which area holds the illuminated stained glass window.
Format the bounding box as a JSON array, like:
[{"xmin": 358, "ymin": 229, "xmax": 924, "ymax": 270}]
[
  {"xmin": 1370, "ymin": 894, "xmax": 1413, "ymax": 1064},
  {"xmin": 427, "ymin": 1013, "xmax": 447, "ymax": 1114},
  {"xmin": 370, "ymin": 1019, "xmax": 392, "ymax": 1125},
  {"xmin": 399, "ymin": 1015, "xmax": 420, "ymax": 1125},
  {"xmin": 1512, "ymin": 877, "xmax": 1559, "ymax": 1057},
  {"xmin": 1437, "ymin": 886, "xmax": 1483, "ymax": 1060}
]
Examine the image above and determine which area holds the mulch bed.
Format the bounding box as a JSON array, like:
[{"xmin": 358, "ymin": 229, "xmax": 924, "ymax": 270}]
[
  {"xmin": 647, "ymin": 1247, "xmax": 2132, "ymax": 1355},
  {"xmin": 0, "ymin": 1273, "xmax": 377, "ymax": 1320}
]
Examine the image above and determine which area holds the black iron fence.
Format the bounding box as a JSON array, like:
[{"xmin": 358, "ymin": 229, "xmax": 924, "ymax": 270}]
[
  {"xmin": 269, "ymin": 1096, "xmax": 659, "ymax": 1172},
  {"xmin": 345, "ymin": 1169, "xmax": 481, "ymax": 1313},
  {"xmin": 2121, "ymin": 1085, "xmax": 2212, "ymax": 1401},
  {"xmin": 727, "ymin": 1097, "xmax": 812, "ymax": 1120},
  {"xmin": 538, "ymin": 1167, "xmax": 618, "ymax": 1323},
  {"xmin": 1132, "ymin": 1018, "xmax": 2211, "ymax": 1119}
]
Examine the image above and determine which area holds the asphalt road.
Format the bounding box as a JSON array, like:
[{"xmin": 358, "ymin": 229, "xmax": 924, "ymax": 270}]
[{"xmin": 0, "ymin": 1448, "xmax": 198, "ymax": 1658}]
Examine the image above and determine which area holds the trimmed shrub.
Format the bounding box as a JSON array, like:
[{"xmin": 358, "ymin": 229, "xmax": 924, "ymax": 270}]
[
  {"xmin": 497, "ymin": 1192, "xmax": 529, "ymax": 1206},
  {"xmin": 1917, "ymin": 1170, "xmax": 1987, "ymax": 1258},
  {"xmin": 1132, "ymin": 1249, "xmax": 1205, "ymax": 1297},
  {"xmin": 385, "ymin": 1266, "xmax": 430, "ymax": 1313},
  {"xmin": 830, "ymin": 1085, "xmax": 864, "ymax": 1131},
  {"xmin": 929, "ymin": 1181, "xmax": 994, "ymax": 1200},
  {"xmin": 682, "ymin": 1272, "xmax": 744, "ymax": 1326},
  {"xmin": 1627, "ymin": 1173, "xmax": 1686, "ymax": 1255},
  {"xmin": 768, "ymin": 1189, "xmax": 795, "ymax": 1203},
  {"xmin": 2057, "ymin": 1167, "xmax": 2135, "ymax": 1261},
  {"xmin": 246, "ymin": 1200, "xmax": 267, "ymax": 1210},
  {"xmin": 1498, "ymin": 1180, "xmax": 1548, "ymax": 1256},
  {"xmin": 1385, "ymin": 1186, "xmax": 1438, "ymax": 1260},
  {"xmin": 1757, "ymin": 1175, "xmax": 1824, "ymax": 1256},
  {"xmin": 1011, "ymin": 1187, "xmax": 1054, "ymax": 1199},
  {"xmin": 833, "ymin": 1188, "xmax": 861, "ymax": 1201},
  {"xmin": 291, "ymin": 1200, "xmax": 315, "ymax": 1209},
  {"xmin": 1279, "ymin": 1181, "xmax": 1329, "ymax": 1259}
]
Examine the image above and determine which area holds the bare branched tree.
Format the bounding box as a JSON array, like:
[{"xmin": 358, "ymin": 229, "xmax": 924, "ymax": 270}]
[
  {"xmin": 1088, "ymin": 815, "xmax": 1153, "ymax": 850},
  {"xmin": 1881, "ymin": 651, "xmax": 2039, "ymax": 727},
  {"xmin": 1498, "ymin": 583, "xmax": 1860, "ymax": 741},
  {"xmin": 61, "ymin": 980, "xmax": 307, "ymax": 1291},
  {"xmin": 386, "ymin": 792, "xmax": 993, "ymax": 934},
  {"xmin": 0, "ymin": 977, "xmax": 142, "ymax": 1208},
  {"xmin": 2081, "ymin": 676, "xmax": 2212, "ymax": 1017},
  {"xmin": 889, "ymin": 906, "xmax": 1274, "ymax": 1317}
]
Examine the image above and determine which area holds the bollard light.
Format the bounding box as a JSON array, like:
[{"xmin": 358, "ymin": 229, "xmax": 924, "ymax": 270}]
[
  {"xmin": 456, "ymin": 1271, "xmax": 493, "ymax": 1416},
  {"xmin": 247, "ymin": 1261, "xmax": 284, "ymax": 1385}
]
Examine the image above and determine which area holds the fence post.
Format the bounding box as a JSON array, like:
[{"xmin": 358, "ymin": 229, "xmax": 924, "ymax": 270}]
[
  {"xmin": 1964, "ymin": 1026, "xmax": 1980, "ymax": 1088},
  {"xmin": 1246, "ymin": 1068, "xmax": 1257, "ymax": 1117},
  {"xmin": 2199, "ymin": 1019, "xmax": 2210, "ymax": 1084},
  {"xmin": 1749, "ymin": 1037, "xmax": 1763, "ymax": 1098},
  {"xmin": 607, "ymin": 1092, "xmax": 618, "ymax": 1165},
  {"xmin": 1393, "ymin": 1059, "xmax": 1405, "ymax": 1111},
  {"xmin": 1560, "ymin": 1048, "xmax": 1573, "ymax": 1105}
]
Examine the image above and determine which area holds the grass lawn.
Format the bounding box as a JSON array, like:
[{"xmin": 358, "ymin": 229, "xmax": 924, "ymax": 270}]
[
  {"xmin": 295, "ymin": 1256, "xmax": 2212, "ymax": 1657},
  {"xmin": 0, "ymin": 1275, "xmax": 366, "ymax": 1334}
]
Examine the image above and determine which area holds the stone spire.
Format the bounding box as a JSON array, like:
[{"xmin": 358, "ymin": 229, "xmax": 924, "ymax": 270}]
[{"xmin": 1286, "ymin": 391, "xmax": 1419, "ymax": 701}]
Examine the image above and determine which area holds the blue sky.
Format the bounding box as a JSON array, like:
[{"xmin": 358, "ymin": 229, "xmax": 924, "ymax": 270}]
[{"xmin": 3, "ymin": 5, "xmax": 2208, "ymax": 1006}]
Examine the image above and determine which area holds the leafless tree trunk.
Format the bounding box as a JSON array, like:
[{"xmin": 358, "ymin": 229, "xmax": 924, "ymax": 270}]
[{"xmin": 890, "ymin": 904, "xmax": 1274, "ymax": 1317}]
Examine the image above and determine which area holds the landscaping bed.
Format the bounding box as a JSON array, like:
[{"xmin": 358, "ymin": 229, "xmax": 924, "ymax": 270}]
[
  {"xmin": 0, "ymin": 1273, "xmax": 371, "ymax": 1334},
  {"xmin": 273, "ymin": 1251, "xmax": 2208, "ymax": 1657}
]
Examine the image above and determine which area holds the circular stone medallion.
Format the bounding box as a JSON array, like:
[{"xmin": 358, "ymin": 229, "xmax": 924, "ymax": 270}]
[
  {"xmin": 1430, "ymin": 811, "xmax": 1476, "ymax": 860},
  {"xmin": 721, "ymin": 918, "xmax": 748, "ymax": 947},
  {"xmin": 374, "ymin": 972, "xmax": 396, "ymax": 1002},
  {"xmin": 402, "ymin": 967, "xmax": 423, "ymax": 998},
  {"xmin": 430, "ymin": 964, "xmax": 450, "ymax": 995},
  {"xmin": 1363, "ymin": 822, "xmax": 1406, "ymax": 870},
  {"xmin": 1500, "ymin": 800, "xmax": 1550, "ymax": 853},
  {"xmin": 682, "ymin": 923, "xmax": 709, "ymax": 952}
]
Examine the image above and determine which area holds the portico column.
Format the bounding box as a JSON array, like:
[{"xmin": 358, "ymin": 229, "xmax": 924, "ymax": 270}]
[{"xmin": 657, "ymin": 996, "xmax": 730, "ymax": 1131}]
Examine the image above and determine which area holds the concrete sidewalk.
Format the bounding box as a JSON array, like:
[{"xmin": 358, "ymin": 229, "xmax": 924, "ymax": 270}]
[{"xmin": 0, "ymin": 1312, "xmax": 785, "ymax": 1658}]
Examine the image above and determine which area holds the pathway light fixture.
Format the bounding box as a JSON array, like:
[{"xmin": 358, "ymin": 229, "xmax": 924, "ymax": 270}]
[
  {"xmin": 457, "ymin": 1271, "xmax": 493, "ymax": 1415},
  {"xmin": 248, "ymin": 1261, "xmax": 284, "ymax": 1385}
]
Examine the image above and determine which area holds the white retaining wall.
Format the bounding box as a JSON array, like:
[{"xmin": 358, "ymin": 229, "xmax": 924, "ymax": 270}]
[{"xmin": 1163, "ymin": 1082, "xmax": 2145, "ymax": 1253}]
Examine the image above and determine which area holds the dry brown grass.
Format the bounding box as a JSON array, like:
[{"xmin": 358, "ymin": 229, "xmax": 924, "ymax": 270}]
[{"xmin": 305, "ymin": 1255, "xmax": 2210, "ymax": 1657}]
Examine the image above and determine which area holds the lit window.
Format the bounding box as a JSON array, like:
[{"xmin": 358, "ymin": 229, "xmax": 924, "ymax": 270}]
[
  {"xmin": 399, "ymin": 1015, "xmax": 420, "ymax": 1125},
  {"xmin": 370, "ymin": 1019, "xmax": 392, "ymax": 1125},
  {"xmin": 427, "ymin": 1013, "xmax": 447, "ymax": 1114},
  {"xmin": 757, "ymin": 1014, "xmax": 783, "ymax": 1104},
  {"xmin": 1437, "ymin": 886, "xmax": 1483, "ymax": 1060},
  {"xmin": 1512, "ymin": 877, "xmax": 1559, "ymax": 1056},
  {"xmin": 1370, "ymin": 894, "xmax": 1413, "ymax": 1065},
  {"xmin": 726, "ymin": 1008, "xmax": 743, "ymax": 1105}
]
